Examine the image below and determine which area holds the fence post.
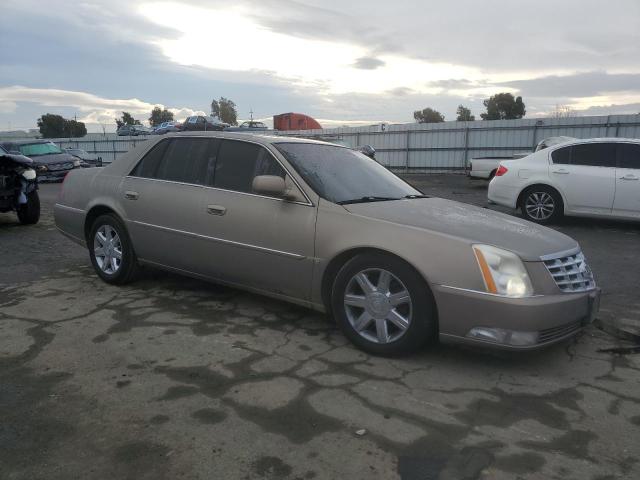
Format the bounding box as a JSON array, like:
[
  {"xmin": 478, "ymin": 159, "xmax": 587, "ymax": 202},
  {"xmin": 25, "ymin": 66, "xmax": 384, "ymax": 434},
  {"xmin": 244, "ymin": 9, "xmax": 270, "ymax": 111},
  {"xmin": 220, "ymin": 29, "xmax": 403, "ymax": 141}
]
[
  {"xmin": 405, "ymin": 130, "xmax": 410, "ymax": 173},
  {"xmin": 463, "ymin": 126, "xmax": 470, "ymax": 171},
  {"xmin": 113, "ymin": 140, "xmax": 116, "ymax": 163}
]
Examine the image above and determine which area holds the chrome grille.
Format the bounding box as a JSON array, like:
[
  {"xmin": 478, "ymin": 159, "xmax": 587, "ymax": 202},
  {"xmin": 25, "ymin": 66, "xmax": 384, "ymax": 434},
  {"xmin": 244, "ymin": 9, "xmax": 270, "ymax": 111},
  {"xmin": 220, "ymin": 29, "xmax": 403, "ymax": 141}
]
[
  {"xmin": 543, "ymin": 251, "xmax": 595, "ymax": 293},
  {"xmin": 48, "ymin": 162, "xmax": 74, "ymax": 171},
  {"xmin": 538, "ymin": 321, "xmax": 581, "ymax": 343}
]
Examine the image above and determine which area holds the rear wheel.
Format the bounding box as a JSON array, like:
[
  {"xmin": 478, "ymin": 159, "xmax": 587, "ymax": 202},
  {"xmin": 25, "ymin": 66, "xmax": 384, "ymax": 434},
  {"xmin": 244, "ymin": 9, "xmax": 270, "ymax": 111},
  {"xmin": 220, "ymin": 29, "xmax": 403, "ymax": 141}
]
[
  {"xmin": 521, "ymin": 186, "xmax": 563, "ymax": 224},
  {"xmin": 331, "ymin": 253, "xmax": 437, "ymax": 356},
  {"xmin": 89, "ymin": 214, "xmax": 139, "ymax": 284},
  {"xmin": 17, "ymin": 190, "xmax": 40, "ymax": 225}
]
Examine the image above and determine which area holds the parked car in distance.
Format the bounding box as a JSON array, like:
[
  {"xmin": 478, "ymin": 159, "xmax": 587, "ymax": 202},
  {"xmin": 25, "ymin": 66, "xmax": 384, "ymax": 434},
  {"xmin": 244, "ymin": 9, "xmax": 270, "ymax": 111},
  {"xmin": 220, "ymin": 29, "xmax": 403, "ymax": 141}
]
[
  {"xmin": 488, "ymin": 137, "xmax": 640, "ymax": 224},
  {"xmin": 535, "ymin": 136, "xmax": 576, "ymax": 152},
  {"xmin": 0, "ymin": 140, "xmax": 81, "ymax": 181},
  {"xmin": 152, "ymin": 121, "xmax": 183, "ymax": 135},
  {"xmin": 224, "ymin": 120, "xmax": 269, "ymax": 132},
  {"xmin": 55, "ymin": 132, "xmax": 600, "ymax": 355},
  {"xmin": 182, "ymin": 116, "xmax": 226, "ymax": 132},
  {"xmin": 117, "ymin": 125, "xmax": 151, "ymax": 136},
  {"xmin": 469, "ymin": 153, "xmax": 530, "ymax": 180},
  {"xmin": 63, "ymin": 147, "xmax": 102, "ymax": 167}
]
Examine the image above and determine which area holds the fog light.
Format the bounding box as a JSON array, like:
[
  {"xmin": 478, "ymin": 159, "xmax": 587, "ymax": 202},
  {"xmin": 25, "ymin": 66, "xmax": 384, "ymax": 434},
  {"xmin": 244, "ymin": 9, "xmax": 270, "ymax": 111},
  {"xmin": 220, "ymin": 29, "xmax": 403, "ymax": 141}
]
[{"xmin": 467, "ymin": 327, "xmax": 539, "ymax": 346}]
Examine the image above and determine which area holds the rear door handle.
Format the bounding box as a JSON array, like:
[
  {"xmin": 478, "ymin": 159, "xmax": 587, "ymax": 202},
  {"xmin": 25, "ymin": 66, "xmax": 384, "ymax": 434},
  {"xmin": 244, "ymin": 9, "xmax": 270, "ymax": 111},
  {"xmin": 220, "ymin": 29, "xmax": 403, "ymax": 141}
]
[
  {"xmin": 124, "ymin": 191, "xmax": 139, "ymax": 200},
  {"xmin": 552, "ymin": 169, "xmax": 570, "ymax": 175},
  {"xmin": 620, "ymin": 174, "xmax": 639, "ymax": 181},
  {"xmin": 207, "ymin": 205, "xmax": 226, "ymax": 216}
]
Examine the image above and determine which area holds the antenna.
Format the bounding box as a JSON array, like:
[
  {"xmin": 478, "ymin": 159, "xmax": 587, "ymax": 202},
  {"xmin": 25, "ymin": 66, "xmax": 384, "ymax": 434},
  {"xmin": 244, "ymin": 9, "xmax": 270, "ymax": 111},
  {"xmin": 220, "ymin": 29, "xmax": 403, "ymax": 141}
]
[{"xmin": 249, "ymin": 108, "xmax": 254, "ymax": 121}]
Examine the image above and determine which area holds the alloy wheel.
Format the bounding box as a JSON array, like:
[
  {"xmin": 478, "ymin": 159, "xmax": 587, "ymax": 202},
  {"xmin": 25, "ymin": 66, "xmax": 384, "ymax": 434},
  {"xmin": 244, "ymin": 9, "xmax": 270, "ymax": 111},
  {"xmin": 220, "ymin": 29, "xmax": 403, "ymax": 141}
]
[
  {"xmin": 93, "ymin": 225, "xmax": 123, "ymax": 274},
  {"xmin": 343, "ymin": 268, "xmax": 412, "ymax": 344},
  {"xmin": 525, "ymin": 192, "xmax": 555, "ymax": 220}
]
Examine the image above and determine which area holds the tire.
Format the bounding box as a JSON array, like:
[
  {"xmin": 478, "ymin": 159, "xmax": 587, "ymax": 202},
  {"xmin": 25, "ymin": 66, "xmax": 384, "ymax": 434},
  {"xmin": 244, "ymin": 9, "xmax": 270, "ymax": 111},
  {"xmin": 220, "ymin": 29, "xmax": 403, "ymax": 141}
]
[
  {"xmin": 520, "ymin": 185, "xmax": 563, "ymax": 225},
  {"xmin": 331, "ymin": 252, "xmax": 437, "ymax": 356},
  {"xmin": 17, "ymin": 190, "xmax": 40, "ymax": 225},
  {"xmin": 88, "ymin": 213, "xmax": 139, "ymax": 284}
]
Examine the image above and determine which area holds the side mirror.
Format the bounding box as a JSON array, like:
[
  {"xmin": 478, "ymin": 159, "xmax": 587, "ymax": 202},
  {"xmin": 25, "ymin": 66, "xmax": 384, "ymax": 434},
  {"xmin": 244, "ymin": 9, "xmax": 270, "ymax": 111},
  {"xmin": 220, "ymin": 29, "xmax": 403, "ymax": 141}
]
[{"xmin": 252, "ymin": 175, "xmax": 286, "ymax": 197}]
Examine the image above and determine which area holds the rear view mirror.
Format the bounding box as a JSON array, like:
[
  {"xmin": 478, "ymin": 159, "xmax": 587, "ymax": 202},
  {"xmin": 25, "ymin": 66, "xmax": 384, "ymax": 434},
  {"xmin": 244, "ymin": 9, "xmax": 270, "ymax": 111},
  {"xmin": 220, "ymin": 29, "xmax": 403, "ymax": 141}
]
[{"xmin": 252, "ymin": 175, "xmax": 286, "ymax": 197}]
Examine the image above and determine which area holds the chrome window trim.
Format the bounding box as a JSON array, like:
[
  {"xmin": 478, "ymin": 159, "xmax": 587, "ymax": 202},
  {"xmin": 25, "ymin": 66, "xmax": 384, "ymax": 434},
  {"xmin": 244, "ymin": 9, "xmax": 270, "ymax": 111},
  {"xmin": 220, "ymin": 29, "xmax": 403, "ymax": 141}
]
[
  {"xmin": 130, "ymin": 220, "xmax": 307, "ymax": 260},
  {"xmin": 126, "ymin": 135, "xmax": 314, "ymax": 207},
  {"xmin": 123, "ymin": 175, "xmax": 313, "ymax": 207}
]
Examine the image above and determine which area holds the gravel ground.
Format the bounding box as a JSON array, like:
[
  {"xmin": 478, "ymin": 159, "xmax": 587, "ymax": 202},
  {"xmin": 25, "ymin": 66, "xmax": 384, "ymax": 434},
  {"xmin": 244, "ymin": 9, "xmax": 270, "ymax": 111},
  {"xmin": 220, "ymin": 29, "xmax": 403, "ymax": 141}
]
[{"xmin": 1, "ymin": 176, "xmax": 639, "ymax": 480}]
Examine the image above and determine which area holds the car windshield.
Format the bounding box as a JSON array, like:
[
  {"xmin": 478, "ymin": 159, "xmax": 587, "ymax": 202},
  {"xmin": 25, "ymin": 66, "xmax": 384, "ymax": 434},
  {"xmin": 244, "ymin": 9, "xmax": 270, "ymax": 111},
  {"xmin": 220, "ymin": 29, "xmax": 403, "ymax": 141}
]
[
  {"xmin": 274, "ymin": 142, "xmax": 421, "ymax": 204},
  {"xmin": 19, "ymin": 142, "xmax": 63, "ymax": 156}
]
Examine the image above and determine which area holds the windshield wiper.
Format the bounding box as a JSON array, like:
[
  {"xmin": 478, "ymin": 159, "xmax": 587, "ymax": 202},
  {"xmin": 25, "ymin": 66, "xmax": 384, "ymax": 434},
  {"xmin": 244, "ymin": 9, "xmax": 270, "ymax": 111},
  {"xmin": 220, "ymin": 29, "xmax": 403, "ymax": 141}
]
[
  {"xmin": 403, "ymin": 194, "xmax": 429, "ymax": 199},
  {"xmin": 336, "ymin": 196, "xmax": 400, "ymax": 205}
]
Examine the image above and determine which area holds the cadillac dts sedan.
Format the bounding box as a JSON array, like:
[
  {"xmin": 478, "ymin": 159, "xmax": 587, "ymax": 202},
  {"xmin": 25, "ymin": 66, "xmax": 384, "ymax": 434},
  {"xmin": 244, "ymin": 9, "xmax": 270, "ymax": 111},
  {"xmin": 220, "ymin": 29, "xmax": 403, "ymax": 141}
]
[{"xmin": 54, "ymin": 132, "xmax": 600, "ymax": 355}]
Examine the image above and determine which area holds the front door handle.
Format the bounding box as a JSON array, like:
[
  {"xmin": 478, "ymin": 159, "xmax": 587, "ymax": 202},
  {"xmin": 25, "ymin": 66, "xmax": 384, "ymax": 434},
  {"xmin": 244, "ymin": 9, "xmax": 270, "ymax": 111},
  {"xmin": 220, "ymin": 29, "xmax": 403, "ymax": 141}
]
[
  {"xmin": 207, "ymin": 205, "xmax": 226, "ymax": 216},
  {"xmin": 124, "ymin": 191, "xmax": 139, "ymax": 200},
  {"xmin": 552, "ymin": 169, "xmax": 570, "ymax": 175},
  {"xmin": 620, "ymin": 174, "xmax": 639, "ymax": 181}
]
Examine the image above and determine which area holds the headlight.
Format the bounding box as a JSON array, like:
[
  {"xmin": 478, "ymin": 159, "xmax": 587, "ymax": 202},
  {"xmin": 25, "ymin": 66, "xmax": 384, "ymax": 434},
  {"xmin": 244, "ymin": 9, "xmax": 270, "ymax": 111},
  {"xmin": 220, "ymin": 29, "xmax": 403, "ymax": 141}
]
[
  {"xmin": 36, "ymin": 165, "xmax": 48, "ymax": 172},
  {"xmin": 473, "ymin": 244, "xmax": 533, "ymax": 297},
  {"xmin": 73, "ymin": 159, "xmax": 82, "ymax": 167}
]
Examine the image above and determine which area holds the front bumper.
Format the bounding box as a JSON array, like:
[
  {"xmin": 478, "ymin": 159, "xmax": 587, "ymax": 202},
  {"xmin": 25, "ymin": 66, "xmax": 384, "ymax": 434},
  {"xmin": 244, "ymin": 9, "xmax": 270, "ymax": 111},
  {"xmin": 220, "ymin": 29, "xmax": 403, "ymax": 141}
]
[{"xmin": 433, "ymin": 285, "xmax": 600, "ymax": 350}]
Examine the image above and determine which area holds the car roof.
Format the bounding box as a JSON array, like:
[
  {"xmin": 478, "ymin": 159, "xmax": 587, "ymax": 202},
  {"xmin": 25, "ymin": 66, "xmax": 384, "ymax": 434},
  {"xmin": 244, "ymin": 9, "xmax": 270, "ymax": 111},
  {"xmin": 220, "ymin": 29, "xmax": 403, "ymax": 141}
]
[
  {"xmin": 562, "ymin": 137, "xmax": 640, "ymax": 145},
  {"xmin": 1, "ymin": 139, "xmax": 54, "ymax": 146},
  {"xmin": 162, "ymin": 131, "xmax": 343, "ymax": 147}
]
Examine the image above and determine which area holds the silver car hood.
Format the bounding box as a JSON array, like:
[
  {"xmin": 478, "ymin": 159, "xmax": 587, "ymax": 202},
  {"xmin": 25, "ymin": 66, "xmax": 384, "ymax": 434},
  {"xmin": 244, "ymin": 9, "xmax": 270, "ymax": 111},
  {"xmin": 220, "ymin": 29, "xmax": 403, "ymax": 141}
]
[{"xmin": 343, "ymin": 197, "xmax": 578, "ymax": 261}]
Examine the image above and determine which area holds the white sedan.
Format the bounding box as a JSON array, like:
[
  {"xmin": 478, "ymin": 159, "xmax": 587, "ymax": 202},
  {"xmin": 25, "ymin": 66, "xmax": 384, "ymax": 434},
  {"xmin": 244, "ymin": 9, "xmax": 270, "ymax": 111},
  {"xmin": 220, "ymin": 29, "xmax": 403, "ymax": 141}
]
[{"xmin": 488, "ymin": 137, "xmax": 640, "ymax": 224}]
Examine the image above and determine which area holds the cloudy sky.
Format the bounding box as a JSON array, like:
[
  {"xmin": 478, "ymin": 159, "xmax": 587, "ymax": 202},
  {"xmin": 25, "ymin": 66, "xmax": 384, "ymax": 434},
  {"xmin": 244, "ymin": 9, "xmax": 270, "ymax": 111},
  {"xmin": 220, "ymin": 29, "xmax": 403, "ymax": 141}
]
[{"xmin": 1, "ymin": 0, "xmax": 639, "ymax": 132}]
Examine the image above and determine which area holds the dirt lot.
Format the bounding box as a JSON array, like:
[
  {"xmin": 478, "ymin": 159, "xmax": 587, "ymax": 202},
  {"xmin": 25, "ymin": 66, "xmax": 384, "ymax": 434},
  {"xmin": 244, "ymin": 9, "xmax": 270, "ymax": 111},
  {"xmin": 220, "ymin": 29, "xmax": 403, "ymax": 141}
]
[{"xmin": 1, "ymin": 176, "xmax": 639, "ymax": 480}]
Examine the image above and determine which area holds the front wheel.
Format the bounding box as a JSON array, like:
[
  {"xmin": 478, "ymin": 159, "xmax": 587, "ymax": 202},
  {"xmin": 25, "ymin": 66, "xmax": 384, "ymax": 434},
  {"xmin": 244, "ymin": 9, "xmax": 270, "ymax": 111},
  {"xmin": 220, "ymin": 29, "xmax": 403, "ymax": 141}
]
[
  {"xmin": 520, "ymin": 186, "xmax": 563, "ymax": 224},
  {"xmin": 89, "ymin": 214, "xmax": 139, "ymax": 284},
  {"xmin": 17, "ymin": 190, "xmax": 40, "ymax": 225},
  {"xmin": 331, "ymin": 253, "xmax": 437, "ymax": 356}
]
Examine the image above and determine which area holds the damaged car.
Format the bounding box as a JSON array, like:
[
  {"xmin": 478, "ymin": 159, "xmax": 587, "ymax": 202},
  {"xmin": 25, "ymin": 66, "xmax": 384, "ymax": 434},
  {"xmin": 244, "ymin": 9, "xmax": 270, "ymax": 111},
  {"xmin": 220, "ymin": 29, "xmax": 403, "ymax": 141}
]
[
  {"xmin": 0, "ymin": 145, "xmax": 40, "ymax": 224},
  {"xmin": 0, "ymin": 140, "xmax": 81, "ymax": 182}
]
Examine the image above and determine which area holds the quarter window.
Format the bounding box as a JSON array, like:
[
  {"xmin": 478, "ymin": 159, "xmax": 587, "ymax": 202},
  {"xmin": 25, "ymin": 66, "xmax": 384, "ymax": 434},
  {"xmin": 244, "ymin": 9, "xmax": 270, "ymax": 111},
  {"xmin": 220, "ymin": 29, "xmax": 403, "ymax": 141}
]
[
  {"xmin": 130, "ymin": 140, "xmax": 169, "ymax": 178},
  {"xmin": 213, "ymin": 140, "xmax": 285, "ymax": 195},
  {"xmin": 617, "ymin": 143, "xmax": 640, "ymax": 169}
]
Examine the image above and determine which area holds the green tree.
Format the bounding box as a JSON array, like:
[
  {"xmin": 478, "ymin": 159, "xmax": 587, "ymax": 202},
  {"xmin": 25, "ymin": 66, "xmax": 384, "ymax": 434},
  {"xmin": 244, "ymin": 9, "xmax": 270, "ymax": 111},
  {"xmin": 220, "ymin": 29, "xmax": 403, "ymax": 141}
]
[
  {"xmin": 456, "ymin": 105, "xmax": 475, "ymax": 121},
  {"xmin": 211, "ymin": 97, "xmax": 238, "ymax": 125},
  {"xmin": 149, "ymin": 106, "xmax": 174, "ymax": 127},
  {"xmin": 66, "ymin": 119, "xmax": 87, "ymax": 137},
  {"xmin": 413, "ymin": 107, "xmax": 445, "ymax": 123},
  {"xmin": 37, "ymin": 113, "xmax": 86, "ymax": 138},
  {"xmin": 115, "ymin": 111, "xmax": 142, "ymax": 129},
  {"xmin": 480, "ymin": 93, "xmax": 526, "ymax": 120}
]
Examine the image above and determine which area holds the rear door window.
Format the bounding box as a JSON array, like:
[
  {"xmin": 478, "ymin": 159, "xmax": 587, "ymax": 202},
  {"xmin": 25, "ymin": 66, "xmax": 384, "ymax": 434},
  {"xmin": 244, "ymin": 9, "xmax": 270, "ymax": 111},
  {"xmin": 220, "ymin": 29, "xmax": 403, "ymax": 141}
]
[
  {"xmin": 212, "ymin": 140, "xmax": 285, "ymax": 195},
  {"xmin": 570, "ymin": 143, "xmax": 616, "ymax": 167},
  {"xmin": 130, "ymin": 140, "xmax": 169, "ymax": 178},
  {"xmin": 617, "ymin": 143, "xmax": 640, "ymax": 169},
  {"xmin": 551, "ymin": 146, "xmax": 571, "ymax": 165},
  {"xmin": 131, "ymin": 138, "xmax": 219, "ymax": 184}
]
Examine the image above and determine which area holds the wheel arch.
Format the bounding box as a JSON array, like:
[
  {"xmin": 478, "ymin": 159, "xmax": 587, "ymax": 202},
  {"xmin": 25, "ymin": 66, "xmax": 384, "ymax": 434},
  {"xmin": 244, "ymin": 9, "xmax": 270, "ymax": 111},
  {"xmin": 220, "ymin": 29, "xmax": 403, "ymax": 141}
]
[
  {"xmin": 84, "ymin": 205, "xmax": 123, "ymax": 243},
  {"xmin": 516, "ymin": 183, "xmax": 566, "ymax": 213},
  {"xmin": 320, "ymin": 246, "xmax": 439, "ymax": 328}
]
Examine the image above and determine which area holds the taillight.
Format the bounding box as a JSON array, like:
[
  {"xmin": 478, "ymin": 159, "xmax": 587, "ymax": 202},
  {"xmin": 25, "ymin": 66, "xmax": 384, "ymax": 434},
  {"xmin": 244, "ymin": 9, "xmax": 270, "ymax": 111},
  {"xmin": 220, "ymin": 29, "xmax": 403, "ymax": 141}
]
[{"xmin": 495, "ymin": 165, "xmax": 508, "ymax": 177}]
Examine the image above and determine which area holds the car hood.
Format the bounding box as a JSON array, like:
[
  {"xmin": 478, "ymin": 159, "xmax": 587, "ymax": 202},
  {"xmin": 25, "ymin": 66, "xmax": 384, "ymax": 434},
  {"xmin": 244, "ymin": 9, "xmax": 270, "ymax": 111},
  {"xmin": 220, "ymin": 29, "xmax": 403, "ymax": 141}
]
[
  {"xmin": 343, "ymin": 197, "xmax": 578, "ymax": 261},
  {"xmin": 1, "ymin": 152, "xmax": 33, "ymax": 167},
  {"xmin": 30, "ymin": 153, "xmax": 76, "ymax": 165}
]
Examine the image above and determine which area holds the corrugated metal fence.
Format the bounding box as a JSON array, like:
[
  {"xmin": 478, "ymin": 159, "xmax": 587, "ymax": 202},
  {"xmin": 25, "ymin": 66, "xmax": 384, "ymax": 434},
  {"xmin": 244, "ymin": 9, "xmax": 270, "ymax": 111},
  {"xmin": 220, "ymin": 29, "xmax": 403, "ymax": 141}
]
[{"xmin": 45, "ymin": 113, "xmax": 640, "ymax": 172}]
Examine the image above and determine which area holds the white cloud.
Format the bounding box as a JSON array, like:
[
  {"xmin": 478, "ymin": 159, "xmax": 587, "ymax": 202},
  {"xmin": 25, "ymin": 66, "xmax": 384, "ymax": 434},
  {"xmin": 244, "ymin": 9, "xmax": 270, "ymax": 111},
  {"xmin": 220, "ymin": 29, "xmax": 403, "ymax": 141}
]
[{"xmin": 0, "ymin": 86, "xmax": 205, "ymax": 127}]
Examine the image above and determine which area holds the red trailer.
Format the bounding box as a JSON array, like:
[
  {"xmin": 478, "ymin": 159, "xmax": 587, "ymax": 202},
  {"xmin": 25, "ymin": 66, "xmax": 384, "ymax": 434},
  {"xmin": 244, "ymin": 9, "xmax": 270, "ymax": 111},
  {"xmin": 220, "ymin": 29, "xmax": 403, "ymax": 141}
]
[{"xmin": 273, "ymin": 113, "xmax": 322, "ymax": 131}]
